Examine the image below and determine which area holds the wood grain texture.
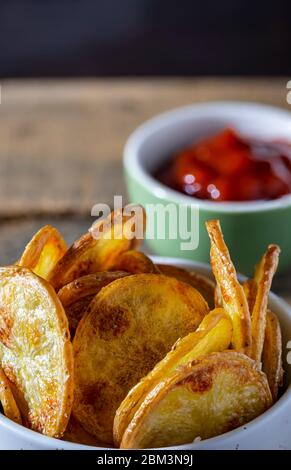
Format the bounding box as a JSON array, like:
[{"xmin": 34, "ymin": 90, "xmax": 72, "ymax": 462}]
[{"xmin": 0, "ymin": 78, "xmax": 289, "ymax": 215}]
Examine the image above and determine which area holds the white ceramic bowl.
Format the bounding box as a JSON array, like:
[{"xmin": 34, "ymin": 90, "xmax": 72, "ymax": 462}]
[{"xmin": 0, "ymin": 257, "xmax": 290, "ymax": 450}]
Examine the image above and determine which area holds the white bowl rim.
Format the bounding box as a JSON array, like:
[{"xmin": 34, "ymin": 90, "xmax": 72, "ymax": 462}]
[
  {"xmin": 124, "ymin": 101, "xmax": 291, "ymax": 213},
  {"xmin": 0, "ymin": 256, "xmax": 290, "ymax": 450}
]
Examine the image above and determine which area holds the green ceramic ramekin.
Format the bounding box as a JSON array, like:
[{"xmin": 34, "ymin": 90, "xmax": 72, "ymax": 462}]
[{"xmin": 123, "ymin": 102, "xmax": 291, "ymax": 275}]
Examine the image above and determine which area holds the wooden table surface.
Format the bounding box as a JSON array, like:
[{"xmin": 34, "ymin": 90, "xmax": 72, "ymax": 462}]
[{"xmin": 0, "ymin": 78, "xmax": 290, "ymax": 302}]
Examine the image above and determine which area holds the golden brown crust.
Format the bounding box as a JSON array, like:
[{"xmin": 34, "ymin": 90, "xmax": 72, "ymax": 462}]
[
  {"xmin": 0, "ymin": 366, "xmax": 22, "ymax": 424},
  {"xmin": 113, "ymin": 308, "xmax": 232, "ymax": 446},
  {"xmin": 72, "ymin": 273, "xmax": 209, "ymax": 444},
  {"xmin": 121, "ymin": 351, "xmax": 272, "ymax": 449},
  {"xmin": 58, "ymin": 271, "xmax": 129, "ymax": 337},
  {"xmin": 157, "ymin": 264, "xmax": 215, "ymax": 309},
  {"xmin": 110, "ymin": 251, "xmax": 160, "ymax": 274},
  {"xmin": 18, "ymin": 225, "xmax": 67, "ymax": 281},
  {"xmin": 0, "ymin": 266, "xmax": 74, "ymax": 437},
  {"xmin": 262, "ymin": 310, "xmax": 284, "ymax": 400},
  {"xmin": 250, "ymin": 245, "xmax": 280, "ymax": 364},
  {"xmin": 206, "ymin": 220, "xmax": 252, "ymax": 355},
  {"xmin": 49, "ymin": 207, "xmax": 146, "ymax": 291},
  {"xmin": 214, "ymin": 284, "xmax": 223, "ymax": 308},
  {"xmin": 243, "ymin": 278, "xmax": 257, "ymax": 312}
]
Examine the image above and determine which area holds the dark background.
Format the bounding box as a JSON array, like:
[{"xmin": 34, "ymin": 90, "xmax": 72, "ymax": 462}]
[{"xmin": 0, "ymin": 0, "xmax": 290, "ymax": 78}]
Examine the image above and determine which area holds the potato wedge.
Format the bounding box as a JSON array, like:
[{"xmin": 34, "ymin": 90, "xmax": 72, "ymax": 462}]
[
  {"xmin": 73, "ymin": 273, "xmax": 209, "ymax": 444},
  {"xmin": 18, "ymin": 225, "xmax": 67, "ymax": 281},
  {"xmin": 206, "ymin": 220, "xmax": 252, "ymax": 355},
  {"xmin": 214, "ymin": 284, "xmax": 222, "ymax": 308},
  {"xmin": 114, "ymin": 308, "xmax": 232, "ymax": 446},
  {"xmin": 58, "ymin": 271, "xmax": 129, "ymax": 337},
  {"xmin": 262, "ymin": 310, "xmax": 283, "ymax": 400},
  {"xmin": 50, "ymin": 206, "xmax": 146, "ymax": 291},
  {"xmin": 243, "ymin": 279, "xmax": 257, "ymax": 312},
  {"xmin": 157, "ymin": 264, "xmax": 215, "ymax": 308},
  {"xmin": 0, "ymin": 266, "xmax": 73, "ymax": 437},
  {"xmin": 0, "ymin": 366, "xmax": 22, "ymax": 425},
  {"xmin": 250, "ymin": 245, "xmax": 280, "ymax": 364},
  {"xmin": 63, "ymin": 416, "xmax": 110, "ymax": 447},
  {"xmin": 121, "ymin": 351, "xmax": 272, "ymax": 449},
  {"xmin": 110, "ymin": 251, "xmax": 160, "ymax": 274}
]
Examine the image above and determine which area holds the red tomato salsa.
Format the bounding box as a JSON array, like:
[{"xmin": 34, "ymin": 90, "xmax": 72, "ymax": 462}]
[{"xmin": 154, "ymin": 129, "xmax": 291, "ymax": 202}]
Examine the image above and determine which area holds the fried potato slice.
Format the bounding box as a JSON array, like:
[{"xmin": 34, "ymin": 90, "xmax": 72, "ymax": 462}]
[
  {"xmin": 0, "ymin": 266, "xmax": 73, "ymax": 437},
  {"xmin": 121, "ymin": 351, "xmax": 272, "ymax": 449},
  {"xmin": 58, "ymin": 271, "xmax": 129, "ymax": 337},
  {"xmin": 114, "ymin": 308, "xmax": 232, "ymax": 446},
  {"xmin": 243, "ymin": 279, "xmax": 257, "ymax": 312},
  {"xmin": 157, "ymin": 264, "xmax": 215, "ymax": 309},
  {"xmin": 110, "ymin": 251, "xmax": 160, "ymax": 274},
  {"xmin": 0, "ymin": 366, "xmax": 22, "ymax": 424},
  {"xmin": 73, "ymin": 273, "xmax": 209, "ymax": 444},
  {"xmin": 262, "ymin": 310, "xmax": 283, "ymax": 400},
  {"xmin": 250, "ymin": 245, "xmax": 280, "ymax": 364},
  {"xmin": 49, "ymin": 206, "xmax": 145, "ymax": 291},
  {"xmin": 214, "ymin": 284, "xmax": 222, "ymax": 308},
  {"xmin": 63, "ymin": 416, "xmax": 110, "ymax": 447},
  {"xmin": 206, "ymin": 220, "xmax": 252, "ymax": 355},
  {"xmin": 18, "ymin": 225, "xmax": 67, "ymax": 281}
]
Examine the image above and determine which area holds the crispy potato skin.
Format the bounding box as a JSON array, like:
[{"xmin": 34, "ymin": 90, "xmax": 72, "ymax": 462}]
[
  {"xmin": 0, "ymin": 366, "xmax": 22, "ymax": 424},
  {"xmin": 157, "ymin": 264, "xmax": 215, "ymax": 309},
  {"xmin": 114, "ymin": 308, "xmax": 232, "ymax": 446},
  {"xmin": 206, "ymin": 220, "xmax": 252, "ymax": 355},
  {"xmin": 262, "ymin": 310, "xmax": 284, "ymax": 400},
  {"xmin": 121, "ymin": 351, "xmax": 272, "ymax": 449},
  {"xmin": 214, "ymin": 284, "xmax": 222, "ymax": 308},
  {"xmin": 0, "ymin": 266, "xmax": 74, "ymax": 438},
  {"xmin": 18, "ymin": 225, "xmax": 67, "ymax": 280},
  {"xmin": 250, "ymin": 245, "xmax": 280, "ymax": 364},
  {"xmin": 72, "ymin": 273, "xmax": 209, "ymax": 444},
  {"xmin": 58, "ymin": 271, "xmax": 129, "ymax": 337},
  {"xmin": 50, "ymin": 207, "xmax": 146, "ymax": 291},
  {"xmin": 243, "ymin": 279, "xmax": 257, "ymax": 313},
  {"xmin": 110, "ymin": 251, "xmax": 160, "ymax": 274}
]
